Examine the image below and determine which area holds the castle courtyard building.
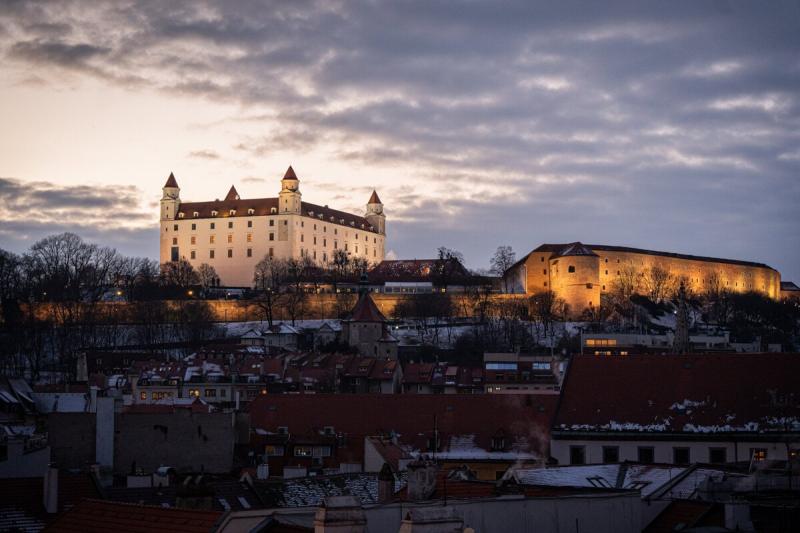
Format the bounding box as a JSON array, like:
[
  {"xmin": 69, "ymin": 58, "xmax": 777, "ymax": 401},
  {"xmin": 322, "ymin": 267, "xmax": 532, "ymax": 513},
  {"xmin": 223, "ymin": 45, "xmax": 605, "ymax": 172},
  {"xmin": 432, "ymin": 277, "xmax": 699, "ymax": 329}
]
[
  {"xmin": 505, "ymin": 242, "xmax": 784, "ymax": 317},
  {"xmin": 160, "ymin": 166, "xmax": 386, "ymax": 287}
]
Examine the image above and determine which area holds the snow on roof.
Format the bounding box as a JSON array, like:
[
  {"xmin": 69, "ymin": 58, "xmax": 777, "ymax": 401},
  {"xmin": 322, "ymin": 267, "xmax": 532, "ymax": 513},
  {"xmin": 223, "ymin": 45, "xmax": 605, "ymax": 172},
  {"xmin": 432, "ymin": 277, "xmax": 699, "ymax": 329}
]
[
  {"xmin": 621, "ymin": 464, "xmax": 687, "ymax": 497},
  {"xmin": 263, "ymin": 473, "xmax": 406, "ymax": 507},
  {"xmin": 32, "ymin": 392, "xmax": 88, "ymax": 413},
  {"xmin": 513, "ymin": 465, "xmax": 621, "ymax": 489}
]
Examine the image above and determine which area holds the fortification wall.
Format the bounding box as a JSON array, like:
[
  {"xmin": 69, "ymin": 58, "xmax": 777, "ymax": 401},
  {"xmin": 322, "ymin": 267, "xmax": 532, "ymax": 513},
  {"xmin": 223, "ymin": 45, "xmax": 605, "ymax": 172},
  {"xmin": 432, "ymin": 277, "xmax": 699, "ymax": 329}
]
[
  {"xmin": 23, "ymin": 293, "xmax": 530, "ymax": 325},
  {"xmin": 593, "ymin": 250, "xmax": 780, "ymax": 298}
]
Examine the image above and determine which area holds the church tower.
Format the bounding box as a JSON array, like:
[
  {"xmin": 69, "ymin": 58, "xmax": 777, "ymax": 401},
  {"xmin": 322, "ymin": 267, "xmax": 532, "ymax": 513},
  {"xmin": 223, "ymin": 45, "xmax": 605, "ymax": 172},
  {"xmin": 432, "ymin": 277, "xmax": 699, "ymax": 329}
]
[
  {"xmin": 365, "ymin": 190, "xmax": 385, "ymax": 235},
  {"xmin": 160, "ymin": 172, "xmax": 180, "ymax": 221},
  {"xmin": 279, "ymin": 165, "xmax": 301, "ymax": 214}
]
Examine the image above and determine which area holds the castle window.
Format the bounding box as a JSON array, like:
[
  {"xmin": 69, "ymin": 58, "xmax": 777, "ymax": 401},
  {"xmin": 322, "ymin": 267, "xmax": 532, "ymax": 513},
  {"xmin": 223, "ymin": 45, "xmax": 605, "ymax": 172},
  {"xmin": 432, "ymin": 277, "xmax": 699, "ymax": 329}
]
[
  {"xmin": 191, "ymin": 236, "xmax": 196, "ymax": 245},
  {"xmin": 568, "ymin": 265, "xmax": 576, "ymax": 273},
  {"xmin": 605, "ymin": 258, "xmax": 608, "ymax": 263},
  {"xmin": 313, "ymin": 236, "xmax": 317, "ymax": 245},
  {"xmin": 227, "ymin": 234, "xmax": 233, "ymax": 243},
  {"xmin": 211, "ymin": 210, "xmax": 218, "ymax": 217},
  {"xmin": 269, "ymin": 233, "xmax": 274, "ymax": 241},
  {"xmin": 602, "ymin": 285, "xmax": 606, "ymax": 290},
  {"xmin": 178, "ymin": 213, "xmax": 184, "ymax": 219},
  {"xmin": 172, "ymin": 237, "xmax": 177, "ymax": 245},
  {"xmin": 323, "ymin": 239, "xmax": 327, "ymax": 247},
  {"xmin": 210, "ymin": 250, "xmax": 215, "ymax": 259},
  {"xmin": 543, "ymin": 269, "xmax": 547, "ymax": 275},
  {"xmin": 301, "ymin": 234, "xmax": 304, "ymax": 242},
  {"xmin": 229, "ymin": 210, "xmax": 236, "ymax": 216},
  {"xmin": 247, "ymin": 233, "xmax": 252, "ymax": 242},
  {"xmin": 269, "ymin": 219, "xmax": 274, "ymax": 227},
  {"xmin": 248, "ymin": 220, "xmax": 252, "ymax": 228},
  {"xmin": 193, "ymin": 211, "xmax": 199, "ymax": 218},
  {"xmin": 191, "ymin": 223, "xmax": 196, "ymax": 230},
  {"xmin": 544, "ymin": 282, "xmax": 547, "ymax": 287},
  {"xmin": 248, "ymin": 208, "xmax": 254, "ymax": 215},
  {"xmin": 247, "ymin": 248, "xmax": 252, "ymax": 257},
  {"xmin": 210, "ymin": 235, "xmax": 215, "ymax": 244},
  {"xmin": 605, "ymin": 270, "xmax": 608, "ymax": 275},
  {"xmin": 284, "ymin": 220, "xmax": 288, "ymax": 226},
  {"xmin": 301, "ymin": 221, "xmax": 304, "ymax": 228},
  {"xmin": 271, "ymin": 207, "xmax": 277, "ymax": 214},
  {"xmin": 269, "ymin": 247, "xmax": 274, "ymax": 257},
  {"xmin": 227, "ymin": 249, "xmax": 233, "ymax": 258},
  {"xmin": 173, "ymin": 224, "xmax": 178, "ymax": 231},
  {"xmin": 190, "ymin": 251, "xmax": 196, "ymax": 259},
  {"xmin": 210, "ymin": 222, "xmax": 215, "ymax": 230},
  {"xmin": 228, "ymin": 221, "xmax": 233, "ymax": 229},
  {"xmin": 541, "ymin": 257, "xmax": 544, "ymax": 262}
]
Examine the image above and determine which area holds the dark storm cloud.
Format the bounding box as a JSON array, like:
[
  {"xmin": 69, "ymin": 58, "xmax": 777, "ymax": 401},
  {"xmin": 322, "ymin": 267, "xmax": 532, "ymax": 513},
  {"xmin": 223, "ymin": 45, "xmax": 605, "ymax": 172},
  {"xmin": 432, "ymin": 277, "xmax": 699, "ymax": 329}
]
[
  {"xmin": 0, "ymin": 177, "xmax": 152, "ymax": 238},
  {"xmin": 1, "ymin": 1, "xmax": 799, "ymax": 279}
]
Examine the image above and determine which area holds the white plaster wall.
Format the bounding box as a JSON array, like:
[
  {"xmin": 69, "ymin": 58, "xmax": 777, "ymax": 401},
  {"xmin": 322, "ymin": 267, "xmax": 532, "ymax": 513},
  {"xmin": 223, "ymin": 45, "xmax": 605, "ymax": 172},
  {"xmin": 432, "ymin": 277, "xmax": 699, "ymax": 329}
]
[{"xmin": 551, "ymin": 437, "xmax": 796, "ymax": 465}]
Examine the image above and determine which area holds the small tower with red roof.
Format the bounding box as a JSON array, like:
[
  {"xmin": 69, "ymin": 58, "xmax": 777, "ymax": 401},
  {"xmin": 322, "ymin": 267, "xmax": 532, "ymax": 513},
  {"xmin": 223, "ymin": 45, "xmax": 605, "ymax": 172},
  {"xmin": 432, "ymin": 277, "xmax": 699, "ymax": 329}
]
[
  {"xmin": 279, "ymin": 165, "xmax": 301, "ymax": 214},
  {"xmin": 160, "ymin": 172, "xmax": 180, "ymax": 221},
  {"xmin": 365, "ymin": 189, "xmax": 385, "ymax": 235}
]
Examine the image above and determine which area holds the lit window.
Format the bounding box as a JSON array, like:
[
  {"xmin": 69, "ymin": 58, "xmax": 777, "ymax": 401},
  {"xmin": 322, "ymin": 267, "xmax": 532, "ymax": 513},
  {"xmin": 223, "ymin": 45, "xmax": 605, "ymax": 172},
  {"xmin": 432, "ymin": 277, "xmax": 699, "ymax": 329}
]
[
  {"xmin": 191, "ymin": 236, "xmax": 196, "ymax": 245},
  {"xmin": 210, "ymin": 235, "xmax": 215, "ymax": 244}
]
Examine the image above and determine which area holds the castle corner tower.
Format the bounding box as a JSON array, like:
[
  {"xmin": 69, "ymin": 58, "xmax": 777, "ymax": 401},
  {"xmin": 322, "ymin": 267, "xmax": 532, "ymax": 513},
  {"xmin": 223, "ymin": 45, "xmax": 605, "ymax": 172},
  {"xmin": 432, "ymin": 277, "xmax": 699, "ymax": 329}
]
[
  {"xmin": 160, "ymin": 172, "xmax": 180, "ymax": 221},
  {"xmin": 365, "ymin": 189, "xmax": 386, "ymax": 235},
  {"xmin": 279, "ymin": 165, "xmax": 301, "ymax": 214}
]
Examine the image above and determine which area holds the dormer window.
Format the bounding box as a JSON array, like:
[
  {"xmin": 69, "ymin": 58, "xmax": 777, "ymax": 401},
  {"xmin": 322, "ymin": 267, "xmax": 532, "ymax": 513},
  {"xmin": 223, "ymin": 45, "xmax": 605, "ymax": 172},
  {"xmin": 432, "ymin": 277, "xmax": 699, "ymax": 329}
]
[
  {"xmin": 330, "ymin": 216, "xmax": 334, "ymax": 221},
  {"xmin": 350, "ymin": 221, "xmax": 355, "ymax": 226},
  {"xmin": 271, "ymin": 207, "xmax": 277, "ymax": 214},
  {"xmin": 309, "ymin": 211, "xmax": 314, "ymax": 216},
  {"xmin": 211, "ymin": 210, "xmax": 218, "ymax": 217},
  {"xmin": 193, "ymin": 211, "xmax": 199, "ymax": 218},
  {"xmin": 360, "ymin": 224, "xmax": 365, "ymax": 229},
  {"xmin": 178, "ymin": 213, "xmax": 184, "ymax": 218},
  {"xmin": 229, "ymin": 209, "xmax": 236, "ymax": 216},
  {"xmin": 318, "ymin": 214, "xmax": 323, "ymax": 219},
  {"xmin": 248, "ymin": 208, "xmax": 254, "ymax": 215}
]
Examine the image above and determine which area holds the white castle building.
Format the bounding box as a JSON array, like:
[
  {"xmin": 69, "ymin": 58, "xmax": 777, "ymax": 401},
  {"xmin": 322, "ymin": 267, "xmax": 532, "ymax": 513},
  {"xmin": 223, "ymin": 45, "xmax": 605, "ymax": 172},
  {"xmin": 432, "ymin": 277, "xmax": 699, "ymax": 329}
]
[{"xmin": 159, "ymin": 166, "xmax": 386, "ymax": 287}]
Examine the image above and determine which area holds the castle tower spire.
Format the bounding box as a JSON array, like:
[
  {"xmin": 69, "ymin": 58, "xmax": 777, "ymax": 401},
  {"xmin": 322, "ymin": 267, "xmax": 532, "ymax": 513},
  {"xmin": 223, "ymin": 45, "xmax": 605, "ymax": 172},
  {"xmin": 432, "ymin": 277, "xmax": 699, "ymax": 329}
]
[
  {"xmin": 365, "ymin": 189, "xmax": 385, "ymax": 235},
  {"xmin": 279, "ymin": 165, "xmax": 301, "ymax": 213},
  {"xmin": 160, "ymin": 172, "xmax": 180, "ymax": 220}
]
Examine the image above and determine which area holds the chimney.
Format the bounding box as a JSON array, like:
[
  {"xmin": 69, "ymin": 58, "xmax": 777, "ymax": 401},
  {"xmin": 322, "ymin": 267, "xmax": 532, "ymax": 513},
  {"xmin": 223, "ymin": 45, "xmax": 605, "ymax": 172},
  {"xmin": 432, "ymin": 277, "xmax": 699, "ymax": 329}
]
[
  {"xmin": 313, "ymin": 495, "xmax": 366, "ymax": 533},
  {"xmin": 43, "ymin": 465, "xmax": 59, "ymax": 514},
  {"xmin": 398, "ymin": 508, "xmax": 464, "ymax": 533},
  {"xmin": 377, "ymin": 463, "xmax": 394, "ymax": 504},
  {"xmin": 405, "ymin": 459, "xmax": 437, "ymax": 502}
]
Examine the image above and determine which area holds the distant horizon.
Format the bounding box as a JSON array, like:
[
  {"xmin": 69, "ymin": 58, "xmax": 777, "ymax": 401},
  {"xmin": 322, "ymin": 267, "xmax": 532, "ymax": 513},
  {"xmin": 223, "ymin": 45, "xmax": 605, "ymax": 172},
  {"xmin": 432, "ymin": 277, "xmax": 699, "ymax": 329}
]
[{"xmin": 1, "ymin": 1, "xmax": 798, "ymax": 281}]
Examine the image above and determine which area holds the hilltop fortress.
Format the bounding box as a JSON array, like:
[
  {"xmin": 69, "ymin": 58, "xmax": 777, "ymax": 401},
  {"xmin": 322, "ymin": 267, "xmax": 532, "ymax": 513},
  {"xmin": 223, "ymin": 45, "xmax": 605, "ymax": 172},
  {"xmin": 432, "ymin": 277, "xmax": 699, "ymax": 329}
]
[
  {"xmin": 505, "ymin": 242, "xmax": 788, "ymax": 317},
  {"xmin": 159, "ymin": 166, "xmax": 386, "ymax": 287}
]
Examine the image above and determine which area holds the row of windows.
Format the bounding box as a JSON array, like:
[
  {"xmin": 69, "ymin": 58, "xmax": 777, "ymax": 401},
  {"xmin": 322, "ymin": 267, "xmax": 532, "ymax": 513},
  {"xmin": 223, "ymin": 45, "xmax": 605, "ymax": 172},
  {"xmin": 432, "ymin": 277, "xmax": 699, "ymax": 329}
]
[
  {"xmin": 169, "ymin": 218, "xmax": 380, "ymax": 238},
  {"xmin": 569, "ymin": 445, "xmax": 776, "ymax": 465}
]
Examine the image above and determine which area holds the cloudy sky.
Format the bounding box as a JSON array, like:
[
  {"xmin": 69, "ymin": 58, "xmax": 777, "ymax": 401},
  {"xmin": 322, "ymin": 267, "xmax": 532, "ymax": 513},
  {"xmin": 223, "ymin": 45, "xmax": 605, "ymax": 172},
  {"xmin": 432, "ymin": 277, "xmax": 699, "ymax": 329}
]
[{"xmin": 1, "ymin": 1, "xmax": 798, "ymax": 280}]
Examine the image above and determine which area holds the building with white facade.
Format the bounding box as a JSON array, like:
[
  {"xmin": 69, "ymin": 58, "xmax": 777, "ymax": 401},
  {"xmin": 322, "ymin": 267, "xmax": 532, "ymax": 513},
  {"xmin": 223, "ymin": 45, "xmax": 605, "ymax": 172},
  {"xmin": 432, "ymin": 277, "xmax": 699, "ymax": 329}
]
[{"xmin": 159, "ymin": 166, "xmax": 387, "ymax": 287}]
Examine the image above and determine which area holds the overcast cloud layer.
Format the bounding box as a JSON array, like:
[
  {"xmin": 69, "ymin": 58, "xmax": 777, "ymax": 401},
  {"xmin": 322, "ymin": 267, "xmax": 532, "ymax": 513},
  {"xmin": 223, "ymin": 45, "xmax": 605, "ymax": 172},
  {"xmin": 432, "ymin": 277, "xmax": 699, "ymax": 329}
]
[{"xmin": 0, "ymin": 1, "xmax": 798, "ymax": 280}]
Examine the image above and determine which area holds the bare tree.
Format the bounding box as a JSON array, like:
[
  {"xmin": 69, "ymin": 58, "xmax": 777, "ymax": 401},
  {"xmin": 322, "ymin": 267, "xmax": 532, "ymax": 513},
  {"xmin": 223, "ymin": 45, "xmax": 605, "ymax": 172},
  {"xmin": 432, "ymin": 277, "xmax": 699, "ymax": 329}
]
[
  {"xmin": 253, "ymin": 256, "xmax": 288, "ymax": 327},
  {"xmin": 434, "ymin": 247, "xmax": 466, "ymax": 290},
  {"xmin": 197, "ymin": 263, "xmax": 219, "ymax": 297},
  {"xmin": 490, "ymin": 246, "xmax": 516, "ymax": 292},
  {"xmin": 642, "ymin": 265, "xmax": 674, "ymax": 303},
  {"xmin": 160, "ymin": 259, "xmax": 199, "ymax": 292}
]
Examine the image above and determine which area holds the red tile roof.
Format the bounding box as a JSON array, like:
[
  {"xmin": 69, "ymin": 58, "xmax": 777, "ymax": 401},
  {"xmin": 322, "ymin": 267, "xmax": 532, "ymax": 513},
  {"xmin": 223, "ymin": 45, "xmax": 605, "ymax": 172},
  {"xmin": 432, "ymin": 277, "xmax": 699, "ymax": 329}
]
[
  {"xmin": 368, "ymin": 259, "xmax": 470, "ymax": 283},
  {"xmin": 43, "ymin": 499, "xmax": 222, "ymax": 533},
  {"xmin": 163, "ymin": 173, "xmax": 178, "ymax": 188},
  {"xmin": 555, "ymin": 354, "xmax": 800, "ymax": 435},
  {"xmin": 349, "ymin": 293, "xmax": 386, "ymax": 322},
  {"xmin": 283, "ymin": 165, "xmax": 298, "ymax": 180},
  {"xmin": 248, "ymin": 394, "xmax": 558, "ymax": 463}
]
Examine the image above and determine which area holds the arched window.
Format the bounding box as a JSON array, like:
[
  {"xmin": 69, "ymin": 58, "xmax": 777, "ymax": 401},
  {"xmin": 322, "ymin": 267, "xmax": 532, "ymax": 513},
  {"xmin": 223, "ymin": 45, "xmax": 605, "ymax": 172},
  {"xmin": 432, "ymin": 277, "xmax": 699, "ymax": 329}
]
[{"xmin": 568, "ymin": 265, "xmax": 576, "ymax": 273}]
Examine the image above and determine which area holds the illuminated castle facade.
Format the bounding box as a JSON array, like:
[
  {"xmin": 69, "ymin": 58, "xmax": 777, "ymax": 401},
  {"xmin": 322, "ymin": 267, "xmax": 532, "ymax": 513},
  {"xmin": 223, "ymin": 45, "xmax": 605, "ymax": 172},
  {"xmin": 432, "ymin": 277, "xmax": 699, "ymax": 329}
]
[
  {"xmin": 506, "ymin": 242, "xmax": 786, "ymax": 317},
  {"xmin": 159, "ymin": 166, "xmax": 386, "ymax": 287}
]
